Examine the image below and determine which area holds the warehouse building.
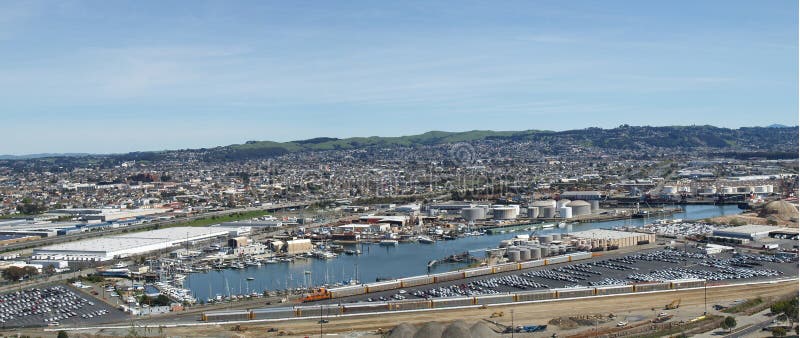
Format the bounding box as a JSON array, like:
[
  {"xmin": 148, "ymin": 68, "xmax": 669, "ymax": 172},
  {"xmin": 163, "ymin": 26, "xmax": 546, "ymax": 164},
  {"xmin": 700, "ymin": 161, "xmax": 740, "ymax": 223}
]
[
  {"xmin": 712, "ymin": 225, "xmax": 790, "ymax": 240},
  {"xmin": 32, "ymin": 227, "xmax": 231, "ymax": 261},
  {"xmin": 567, "ymin": 229, "xmax": 655, "ymax": 250}
]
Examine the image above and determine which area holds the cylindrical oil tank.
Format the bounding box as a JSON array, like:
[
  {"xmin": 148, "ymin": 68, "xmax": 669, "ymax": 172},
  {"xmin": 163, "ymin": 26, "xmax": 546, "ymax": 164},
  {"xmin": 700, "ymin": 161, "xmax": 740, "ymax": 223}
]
[
  {"xmin": 493, "ymin": 207, "xmax": 517, "ymax": 220},
  {"xmin": 510, "ymin": 205, "xmax": 520, "ymax": 217},
  {"xmin": 540, "ymin": 246, "xmax": 549, "ymax": 257},
  {"xmin": 461, "ymin": 207, "xmax": 486, "ymax": 221},
  {"xmin": 538, "ymin": 235, "xmax": 552, "ymax": 244},
  {"xmin": 551, "ymin": 233, "xmax": 561, "ymax": 241},
  {"xmin": 527, "ymin": 207, "xmax": 539, "ymax": 219},
  {"xmin": 567, "ymin": 200, "xmax": 591, "ymax": 216},
  {"xmin": 560, "ymin": 206, "xmax": 573, "ymax": 219},
  {"xmin": 507, "ymin": 249, "xmax": 521, "ymax": 262},
  {"xmin": 499, "ymin": 240, "xmax": 513, "ymax": 248},
  {"xmin": 519, "ymin": 249, "xmax": 531, "ymax": 261},
  {"xmin": 556, "ymin": 199, "xmax": 571, "ymax": 208},
  {"xmin": 540, "ymin": 207, "xmax": 555, "ymax": 218},
  {"xmin": 530, "ymin": 247, "xmax": 542, "ymax": 259},
  {"xmin": 589, "ymin": 200, "xmax": 600, "ymax": 212}
]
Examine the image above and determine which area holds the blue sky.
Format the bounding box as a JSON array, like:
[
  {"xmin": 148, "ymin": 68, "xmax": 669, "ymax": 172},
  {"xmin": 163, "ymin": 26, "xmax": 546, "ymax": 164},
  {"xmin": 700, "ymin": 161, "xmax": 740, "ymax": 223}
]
[{"xmin": 1, "ymin": 0, "xmax": 797, "ymax": 154}]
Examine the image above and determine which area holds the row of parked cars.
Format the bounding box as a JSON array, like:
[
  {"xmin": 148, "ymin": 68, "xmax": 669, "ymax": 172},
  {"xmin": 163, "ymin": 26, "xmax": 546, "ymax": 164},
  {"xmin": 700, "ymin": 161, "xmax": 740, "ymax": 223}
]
[{"xmin": 0, "ymin": 285, "xmax": 110, "ymax": 327}]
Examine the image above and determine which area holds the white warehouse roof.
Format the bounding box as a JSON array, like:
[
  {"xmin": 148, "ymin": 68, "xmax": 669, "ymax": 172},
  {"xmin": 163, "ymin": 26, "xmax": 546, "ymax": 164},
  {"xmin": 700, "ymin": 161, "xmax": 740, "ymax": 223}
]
[{"xmin": 33, "ymin": 227, "xmax": 229, "ymax": 261}]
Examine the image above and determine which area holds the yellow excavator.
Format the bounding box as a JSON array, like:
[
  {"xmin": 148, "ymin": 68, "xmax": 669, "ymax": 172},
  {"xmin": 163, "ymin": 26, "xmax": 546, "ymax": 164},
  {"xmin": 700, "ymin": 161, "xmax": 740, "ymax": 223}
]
[
  {"xmin": 665, "ymin": 299, "xmax": 681, "ymax": 310},
  {"xmin": 490, "ymin": 311, "xmax": 505, "ymax": 318}
]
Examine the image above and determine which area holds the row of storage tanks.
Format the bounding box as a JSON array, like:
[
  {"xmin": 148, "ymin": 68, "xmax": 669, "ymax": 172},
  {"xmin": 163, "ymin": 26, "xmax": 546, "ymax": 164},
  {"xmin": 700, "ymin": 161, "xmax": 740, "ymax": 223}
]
[
  {"xmin": 663, "ymin": 185, "xmax": 774, "ymax": 195},
  {"xmin": 201, "ymin": 279, "xmax": 707, "ymax": 321},
  {"xmin": 528, "ymin": 199, "xmax": 597, "ymax": 219},
  {"xmin": 460, "ymin": 199, "xmax": 599, "ymax": 221},
  {"xmin": 500, "ymin": 233, "xmax": 569, "ymax": 262}
]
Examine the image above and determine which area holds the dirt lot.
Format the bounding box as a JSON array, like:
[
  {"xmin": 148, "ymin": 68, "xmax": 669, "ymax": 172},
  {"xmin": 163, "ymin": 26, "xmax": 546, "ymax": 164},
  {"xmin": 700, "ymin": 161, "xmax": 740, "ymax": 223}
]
[{"xmin": 25, "ymin": 279, "xmax": 797, "ymax": 337}]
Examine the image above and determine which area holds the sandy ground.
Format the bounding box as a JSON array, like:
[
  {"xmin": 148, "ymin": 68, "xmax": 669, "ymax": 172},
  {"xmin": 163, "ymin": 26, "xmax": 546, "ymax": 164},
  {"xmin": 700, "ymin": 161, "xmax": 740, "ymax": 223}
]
[{"xmin": 21, "ymin": 279, "xmax": 797, "ymax": 338}]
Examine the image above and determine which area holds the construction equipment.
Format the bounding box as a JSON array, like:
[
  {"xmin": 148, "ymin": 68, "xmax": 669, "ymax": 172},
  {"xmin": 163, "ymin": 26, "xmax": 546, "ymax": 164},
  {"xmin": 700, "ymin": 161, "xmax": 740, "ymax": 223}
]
[
  {"xmin": 490, "ymin": 311, "xmax": 504, "ymax": 318},
  {"xmin": 665, "ymin": 299, "xmax": 681, "ymax": 310},
  {"xmin": 302, "ymin": 288, "xmax": 331, "ymax": 302}
]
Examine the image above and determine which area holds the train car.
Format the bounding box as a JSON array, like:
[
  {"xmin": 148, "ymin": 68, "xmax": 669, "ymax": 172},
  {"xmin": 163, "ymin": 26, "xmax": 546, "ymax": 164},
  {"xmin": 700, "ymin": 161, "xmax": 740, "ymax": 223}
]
[
  {"xmin": 389, "ymin": 299, "xmax": 432, "ymax": 311},
  {"xmin": 201, "ymin": 310, "xmax": 252, "ymax": 322},
  {"xmin": 594, "ymin": 285, "xmax": 633, "ymax": 295},
  {"xmin": 365, "ymin": 280, "xmax": 401, "ymax": 293},
  {"xmin": 296, "ymin": 304, "xmax": 342, "ymax": 317},
  {"xmin": 341, "ymin": 302, "xmax": 390, "ymax": 315},
  {"xmin": 475, "ymin": 294, "xmax": 515, "ymax": 305},
  {"xmin": 554, "ymin": 287, "xmax": 595, "ymax": 299},
  {"xmin": 433, "ymin": 271, "xmax": 464, "ymax": 283},
  {"xmin": 493, "ymin": 262, "xmax": 521, "ymax": 273},
  {"xmin": 568, "ymin": 252, "xmax": 592, "ymax": 262},
  {"xmin": 328, "ymin": 285, "xmax": 367, "ymax": 299},
  {"xmin": 519, "ymin": 259, "xmax": 545, "ymax": 269},
  {"xmin": 670, "ymin": 279, "xmax": 706, "ymax": 289},
  {"xmin": 464, "ymin": 266, "xmax": 493, "ymax": 278},
  {"xmin": 545, "ymin": 255, "xmax": 569, "ymax": 265},
  {"xmin": 633, "ymin": 282, "xmax": 671, "ymax": 292},
  {"xmin": 251, "ymin": 307, "xmax": 297, "ymax": 320},
  {"xmin": 515, "ymin": 290, "xmax": 555, "ymax": 302},
  {"xmin": 431, "ymin": 296, "xmax": 475, "ymax": 308},
  {"xmin": 400, "ymin": 275, "xmax": 434, "ymax": 288}
]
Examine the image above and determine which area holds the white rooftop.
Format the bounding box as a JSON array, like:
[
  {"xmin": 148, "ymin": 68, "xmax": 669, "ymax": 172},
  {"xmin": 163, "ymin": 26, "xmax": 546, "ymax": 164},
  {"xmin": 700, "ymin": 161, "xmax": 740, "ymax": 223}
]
[{"xmin": 569, "ymin": 229, "xmax": 645, "ymax": 239}]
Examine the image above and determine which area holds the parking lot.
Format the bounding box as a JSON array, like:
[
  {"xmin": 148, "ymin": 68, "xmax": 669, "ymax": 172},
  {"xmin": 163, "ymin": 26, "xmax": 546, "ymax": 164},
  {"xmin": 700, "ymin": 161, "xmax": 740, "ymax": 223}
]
[
  {"xmin": 324, "ymin": 248, "xmax": 798, "ymax": 304},
  {"xmin": 0, "ymin": 285, "xmax": 128, "ymax": 328}
]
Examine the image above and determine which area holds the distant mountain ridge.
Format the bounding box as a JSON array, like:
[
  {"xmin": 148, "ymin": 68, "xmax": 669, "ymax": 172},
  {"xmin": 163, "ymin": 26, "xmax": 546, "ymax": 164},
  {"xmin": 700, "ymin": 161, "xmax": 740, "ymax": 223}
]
[{"xmin": 2, "ymin": 125, "xmax": 798, "ymax": 162}]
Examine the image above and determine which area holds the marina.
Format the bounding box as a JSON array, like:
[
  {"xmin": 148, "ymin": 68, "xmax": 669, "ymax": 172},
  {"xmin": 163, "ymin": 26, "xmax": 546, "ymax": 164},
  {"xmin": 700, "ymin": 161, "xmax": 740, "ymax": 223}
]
[{"xmin": 185, "ymin": 204, "xmax": 743, "ymax": 302}]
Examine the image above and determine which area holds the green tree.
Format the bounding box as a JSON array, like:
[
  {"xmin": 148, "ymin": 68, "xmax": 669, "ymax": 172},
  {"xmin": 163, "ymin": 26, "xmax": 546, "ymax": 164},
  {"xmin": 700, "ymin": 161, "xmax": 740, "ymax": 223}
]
[
  {"xmin": 57, "ymin": 331, "xmax": 69, "ymax": 338},
  {"xmin": 721, "ymin": 316, "xmax": 737, "ymax": 332},
  {"xmin": 772, "ymin": 327, "xmax": 786, "ymax": 337},
  {"xmin": 2, "ymin": 266, "xmax": 38, "ymax": 282}
]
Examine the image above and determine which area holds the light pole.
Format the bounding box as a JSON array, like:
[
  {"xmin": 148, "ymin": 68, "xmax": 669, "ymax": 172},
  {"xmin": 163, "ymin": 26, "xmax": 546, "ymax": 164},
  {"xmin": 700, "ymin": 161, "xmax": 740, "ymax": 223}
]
[{"xmin": 511, "ymin": 309, "xmax": 515, "ymax": 338}]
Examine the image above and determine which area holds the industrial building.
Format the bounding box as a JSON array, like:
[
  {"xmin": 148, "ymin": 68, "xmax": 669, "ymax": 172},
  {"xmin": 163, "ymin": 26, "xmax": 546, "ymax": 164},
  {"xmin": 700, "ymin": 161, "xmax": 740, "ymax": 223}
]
[
  {"xmin": 712, "ymin": 225, "xmax": 796, "ymax": 240},
  {"xmin": 32, "ymin": 227, "xmax": 233, "ymax": 261},
  {"xmin": 567, "ymin": 229, "xmax": 655, "ymax": 250}
]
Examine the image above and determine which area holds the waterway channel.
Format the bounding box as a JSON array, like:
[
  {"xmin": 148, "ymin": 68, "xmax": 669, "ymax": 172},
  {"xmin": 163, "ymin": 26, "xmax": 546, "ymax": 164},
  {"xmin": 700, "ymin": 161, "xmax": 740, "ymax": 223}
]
[{"xmin": 185, "ymin": 204, "xmax": 742, "ymax": 301}]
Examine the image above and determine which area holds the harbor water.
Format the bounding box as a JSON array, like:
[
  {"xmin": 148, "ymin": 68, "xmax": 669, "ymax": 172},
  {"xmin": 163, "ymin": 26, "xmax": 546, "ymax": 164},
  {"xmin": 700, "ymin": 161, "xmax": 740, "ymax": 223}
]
[{"xmin": 185, "ymin": 204, "xmax": 741, "ymax": 301}]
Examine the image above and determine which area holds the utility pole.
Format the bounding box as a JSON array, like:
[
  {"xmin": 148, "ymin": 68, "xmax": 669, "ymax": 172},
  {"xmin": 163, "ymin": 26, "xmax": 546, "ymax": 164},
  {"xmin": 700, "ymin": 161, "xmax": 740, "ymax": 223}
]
[
  {"xmin": 319, "ymin": 304, "xmax": 323, "ymax": 338},
  {"xmin": 511, "ymin": 309, "xmax": 515, "ymax": 338},
  {"xmin": 704, "ymin": 281, "xmax": 708, "ymax": 315}
]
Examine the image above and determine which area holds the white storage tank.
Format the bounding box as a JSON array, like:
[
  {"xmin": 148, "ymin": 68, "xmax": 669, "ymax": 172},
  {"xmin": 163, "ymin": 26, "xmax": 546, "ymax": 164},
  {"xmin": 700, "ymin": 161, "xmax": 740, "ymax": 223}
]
[
  {"xmin": 519, "ymin": 249, "xmax": 531, "ymax": 261},
  {"xmin": 552, "ymin": 233, "xmax": 561, "ymax": 241},
  {"xmin": 461, "ymin": 207, "xmax": 486, "ymax": 221},
  {"xmin": 556, "ymin": 199, "xmax": 571, "ymax": 208},
  {"xmin": 493, "ymin": 207, "xmax": 517, "ymax": 220},
  {"xmin": 589, "ymin": 200, "xmax": 600, "ymax": 213},
  {"xmin": 567, "ymin": 200, "xmax": 591, "ymax": 216},
  {"xmin": 510, "ymin": 205, "xmax": 520, "ymax": 218},
  {"xmin": 560, "ymin": 206, "xmax": 573, "ymax": 219},
  {"xmin": 538, "ymin": 235, "xmax": 553, "ymax": 244},
  {"xmin": 527, "ymin": 207, "xmax": 540, "ymax": 219},
  {"xmin": 530, "ymin": 247, "xmax": 542, "ymax": 259},
  {"xmin": 507, "ymin": 249, "xmax": 521, "ymax": 262},
  {"xmin": 540, "ymin": 207, "xmax": 556, "ymax": 218}
]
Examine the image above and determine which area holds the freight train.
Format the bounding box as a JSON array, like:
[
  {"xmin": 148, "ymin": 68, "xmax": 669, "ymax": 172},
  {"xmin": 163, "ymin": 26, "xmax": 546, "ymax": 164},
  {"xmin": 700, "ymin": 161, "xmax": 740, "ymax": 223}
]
[
  {"xmin": 202, "ymin": 278, "xmax": 706, "ymax": 322},
  {"xmin": 301, "ymin": 252, "xmax": 588, "ymax": 302}
]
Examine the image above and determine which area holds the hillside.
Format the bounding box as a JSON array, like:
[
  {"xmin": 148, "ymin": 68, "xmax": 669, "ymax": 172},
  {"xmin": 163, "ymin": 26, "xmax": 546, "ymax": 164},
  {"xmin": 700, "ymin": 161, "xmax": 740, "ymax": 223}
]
[{"xmin": 196, "ymin": 125, "xmax": 797, "ymax": 161}]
